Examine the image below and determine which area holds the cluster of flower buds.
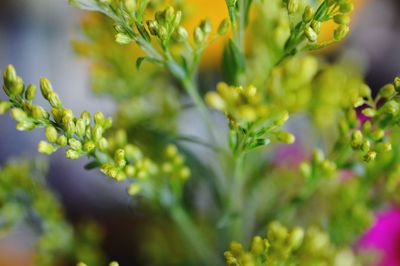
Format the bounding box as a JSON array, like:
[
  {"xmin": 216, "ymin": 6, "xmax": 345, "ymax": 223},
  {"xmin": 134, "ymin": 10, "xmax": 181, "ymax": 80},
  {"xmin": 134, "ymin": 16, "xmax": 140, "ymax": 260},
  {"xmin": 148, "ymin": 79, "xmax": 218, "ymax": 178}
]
[
  {"xmin": 161, "ymin": 144, "xmax": 191, "ymax": 181},
  {"xmin": 300, "ymin": 149, "xmax": 337, "ymax": 180},
  {"xmin": 206, "ymin": 82, "xmax": 269, "ymax": 125},
  {"xmin": 0, "ymin": 65, "xmax": 50, "ymax": 130},
  {"xmin": 224, "ymin": 221, "xmax": 356, "ymax": 265},
  {"xmin": 284, "ymin": 0, "xmax": 352, "ymax": 53},
  {"xmin": 0, "ymin": 66, "xmax": 163, "ymax": 189},
  {"xmin": 146, "ymin": 6, "xmax": 183, "ymax": 47},
  {"xmin": 304, "ymin": 0, "xmax": 352, "ymax": 42},
  {"xmin": 99, "ymin": 129, "xmax": 158, "ymax": 184},
  {"xmin": 206, "ymin": 82, "xmax": 295, "ymax": 153},
  {"xmin": 346, "ymin": 78, "xmax": 400, "ymax": 162}
]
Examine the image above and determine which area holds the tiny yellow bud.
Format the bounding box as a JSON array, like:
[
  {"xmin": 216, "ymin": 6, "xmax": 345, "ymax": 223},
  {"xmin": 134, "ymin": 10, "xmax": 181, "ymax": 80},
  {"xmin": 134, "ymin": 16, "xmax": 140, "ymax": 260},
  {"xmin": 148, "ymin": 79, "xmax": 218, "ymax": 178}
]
[
  {"xmin": 45, "ymin": 125, "xmax": 58, "ymax": 143},
  {"xmin": 128, "ymin": 183, "xmax": 141, "ymax": 196},
  {"xmin": 38, "ymin": 141, "xmax": 57, "ymax": 155}
]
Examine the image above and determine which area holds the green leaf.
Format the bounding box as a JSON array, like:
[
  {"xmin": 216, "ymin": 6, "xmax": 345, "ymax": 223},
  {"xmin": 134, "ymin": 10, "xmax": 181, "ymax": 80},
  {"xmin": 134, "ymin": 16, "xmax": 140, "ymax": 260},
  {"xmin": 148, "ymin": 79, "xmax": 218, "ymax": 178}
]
[
  {"xmin": 136, "ymin": 22, "xmax": 151, "ymax": 42},
  {"xmin": 84, "ymin": 160, "xmax": 101, "ymax": 170},
  {"xmin": 136, "ymin": 57, "xmax": 163, "ymax": 70},
  {"xmin": 222, "ymin": 39, "xmax": 245, "ymax": 85},
  {"xmin": 68, "ymin": 0, "xmax": 102, "ymax": 12}
]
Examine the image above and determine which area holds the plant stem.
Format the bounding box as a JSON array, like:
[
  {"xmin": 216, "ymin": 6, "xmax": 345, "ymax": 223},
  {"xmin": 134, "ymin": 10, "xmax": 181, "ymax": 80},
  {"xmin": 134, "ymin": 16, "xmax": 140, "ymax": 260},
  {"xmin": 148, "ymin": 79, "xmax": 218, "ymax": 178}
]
[
  {"xmin": 237, "ymin": 0, "xmax": 246, "ymax": 53},
  {"xmin": 227, "ymin": 152, "xmax": 246, "ymax": 242},
  {"xmin": 171, "ymin": 205, "xmax": 220, "ymax": 264}
]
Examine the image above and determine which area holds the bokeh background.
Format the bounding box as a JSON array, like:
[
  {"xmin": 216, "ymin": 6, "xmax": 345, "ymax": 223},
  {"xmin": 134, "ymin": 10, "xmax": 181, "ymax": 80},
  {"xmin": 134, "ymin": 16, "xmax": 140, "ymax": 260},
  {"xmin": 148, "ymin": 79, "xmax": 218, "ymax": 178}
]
[{"xmin": 0, "ymin": 0, "xmax": 400, "ymax": 265}]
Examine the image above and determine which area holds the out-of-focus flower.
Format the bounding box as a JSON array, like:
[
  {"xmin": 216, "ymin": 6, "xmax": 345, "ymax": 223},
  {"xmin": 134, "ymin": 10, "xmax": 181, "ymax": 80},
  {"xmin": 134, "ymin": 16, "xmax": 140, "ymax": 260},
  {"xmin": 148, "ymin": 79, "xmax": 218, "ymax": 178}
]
[{"xmin": 359, "ymin": 208, "xmax": 400, "ymax": 266}]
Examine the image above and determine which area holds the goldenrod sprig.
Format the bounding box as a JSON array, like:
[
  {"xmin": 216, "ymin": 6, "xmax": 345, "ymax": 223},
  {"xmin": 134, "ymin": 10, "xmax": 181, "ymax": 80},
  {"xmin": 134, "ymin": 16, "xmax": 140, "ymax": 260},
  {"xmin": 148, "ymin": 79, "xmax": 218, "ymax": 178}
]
[
  {"xmin": 281, "ymin": 0, "xmax": 353, "ymax": 62},
  {"xmin": 224, "ymin": 221, "xmax": 359, "ymax": 266},
  {"xmin": 206, "ymin": 82, "xmax": 295, "ymax": 155}
]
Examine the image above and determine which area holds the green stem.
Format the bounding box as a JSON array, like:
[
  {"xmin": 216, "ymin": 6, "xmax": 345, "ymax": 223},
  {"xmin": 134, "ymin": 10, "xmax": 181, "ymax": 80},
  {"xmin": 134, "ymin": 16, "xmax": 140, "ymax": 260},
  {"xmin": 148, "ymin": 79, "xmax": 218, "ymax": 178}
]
[
  {"xmin": 237, "ymin": 0, "xmax": 246, "ymax": 53},
  {"xmin": 171, "ymin": 205, "xmax": 220, "ymax": 264},
  {"xmin": 227, "ymin": 152, "xmax": 246, "ymax": 242}
]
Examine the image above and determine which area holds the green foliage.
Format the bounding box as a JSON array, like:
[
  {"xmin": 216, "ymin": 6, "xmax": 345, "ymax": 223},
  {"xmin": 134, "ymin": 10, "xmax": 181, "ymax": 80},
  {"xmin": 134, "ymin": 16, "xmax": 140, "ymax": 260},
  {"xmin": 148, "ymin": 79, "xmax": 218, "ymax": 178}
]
[
  {"xmin": 1, "ymin": 0, "xmax": 400, "ymax": 265},
  {"xmin": 224, "ymin": 221, "xmax": 360, "ymax": 266},
  {"xmin": 0, "ymin": 159, "xmax": 103, "ymax": 265}
]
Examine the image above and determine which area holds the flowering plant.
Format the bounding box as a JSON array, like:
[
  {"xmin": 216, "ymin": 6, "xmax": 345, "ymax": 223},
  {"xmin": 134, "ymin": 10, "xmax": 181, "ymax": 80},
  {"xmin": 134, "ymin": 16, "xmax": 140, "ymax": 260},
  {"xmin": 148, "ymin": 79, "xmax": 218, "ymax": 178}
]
[{"xmin": 0, "ymin": 0, "xmax": 399, "ymax": 265}]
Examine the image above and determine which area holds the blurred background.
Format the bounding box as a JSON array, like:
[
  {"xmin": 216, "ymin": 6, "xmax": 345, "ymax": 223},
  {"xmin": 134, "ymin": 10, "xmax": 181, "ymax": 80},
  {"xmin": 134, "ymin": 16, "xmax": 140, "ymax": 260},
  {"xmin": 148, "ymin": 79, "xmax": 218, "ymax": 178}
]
[{"xmin": 0, "ymin": 0, "xmax": 400, "ymax": 265}]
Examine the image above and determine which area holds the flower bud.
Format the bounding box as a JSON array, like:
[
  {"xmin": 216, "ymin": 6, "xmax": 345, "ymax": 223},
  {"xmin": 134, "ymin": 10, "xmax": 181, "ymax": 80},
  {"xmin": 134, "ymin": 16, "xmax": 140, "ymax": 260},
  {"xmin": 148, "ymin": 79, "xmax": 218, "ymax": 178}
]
[
  {"xmin": 38, "ymin": 141, "xmax": 57, "ymax": 155},
  {"xmin": 47, "ymin": 92, "xmax": 62, "ymax": 108},
  {"xmin": 147, "ymin": 20, "xmax": 159, "ymax": 35},
  {"xmin": 287, "ymin": 0, "xmax": 299, "ymax": 14},
  {"xmin": 363, "ymin": 151, "xmax": 376, "ymax": 162},
  {"xmin": 376, "ymin": 142, "xmax": 392, "ymax": 153},
  {"xmin": 94, "ymin": 111, "xmax": 105, "ymax": 125},
  {"xmin": 101, "ymin": 163, "xmax": 118, "ymax": 178},
  {"xmin": 277, "ymin": 131, "xmax": 295, "ymax": 144},
  {"xmin": 334, "ymin": 14, "xmax": 350, "ymax": 25},
  {"xmin": 25, "ymin": 84, "xmax": 37, "ymax": 101},
  {"xmin": 339, "ymin": 2, "xmax": 354, "ymax": 13},
  {"xmin": 205, "ymin": 92, "xmax": 225, "ymax": 111},
  {"xmin": 69, "ymin": 138, "xmax": 82, "ymax": 151},
  {"xmin": 176, "ymin": 27, "xmax": 188, "ymax": 42},
  {"xmin": 361, "ymin": 140, "xmax": 370, "ymax": 153},
  {"xmin": 361, "ymin": 108, "xmax": 376, "ymax": 117},
  {"xmin": 302, "ymin": 6, "xmax": 314, "ymax": 23},
  {"xmin": 304, "ymin": 26, "xmax": 318, "ymax": 42},
  {"xmin": 12, "ymin": 77, "xmax": 25, "ymax": 97},
  {"xmin": 63, "ymin": 117, "xmax": 76, "ymax": 136},
  {"xmin": 16, "ymin": 121, "xmax": 34, "ymax": 131},
  {"xmin": 4, "ymin": 65, "xmax": 17, "ymax": 87},
  {"xmin": 83, "ymin": 141, "xmax": 96, "ymax": 152},
  {"xmin": 125, "ymin": 165, "xmax": 136, "ymax": 176},
  {"xmin": 394, "ymin": 77, "xmax": 400, "ymax": 92},
  {"xmin": 98, "ymin": 138, "xmax": 108, "ymax": 152},
  {"xmin": 40, "ymin": 78, "xmax": 53, "ymax": 99},
  {"xmin": 379, "ymin": 84, "xmax": 396, "ymax": 98},
  {"xmin": 383, "ymin": 100, "xmax": 399, "ymax": 114},
  {"xmin": 75, "ymin": 118, "xmax": 86, "ymax": 137},
  {"xmin": 179, "ymin": 166, "xmax": 191, "ymax": 180},
  {"xmin": 104, "ymin": 117, "xmax": 113, "ymax": 129},
  {"xmin": 124, "ymin": 0, "xmax": 135, "ymax": 13},
  {"xmin": 93, "ymin": 125, "xmax": 103, "ymax": 142},
  {"xmin": 125, "ymin": 144, "xmax": 142, "ymax": 161},
  {"xmin": 157, "ymin": 26, "xmax": 168, "ymax": 40},
  {"xmin": 351, "ymin": 130, "xmax": 363, "ymax": 149},
  {"xmin": 115, "ymin": 172, "xmax": 127, "ymax": 182},
  {"xmin": 218, "ymin": 19, "xmax": 230, "ymax": 35},
  {"xmin": 128, "ymin": 183, "xmax": 141, "ymax": 196},
  {"xmin": 288, "ymin": 227, "xmax": 304, "ymax": 249},
  {"xmin": 0, "ymin": 101, "xmax": 11, "ymax": 115},
  {"xmin": 250, "ymin": 236, "xmax": 264, "ymax": 256},
  {"xmin": 194, "ymin": 27, "xmax": 204, "ymax": 44},
  {"xmin": 172, "ymin": 10, "xmax": 182, "ymax": 28},
  {"xmin": 66, "ymin": 148, "xmax": 81, "ymax": 160},
  {"xmin": 165, "ymin": 6, "xmax": 175, "ymax": 24},
  {"xmin": 115, "ymin": 149, "xmax": 127, "ymax": 168},
  {"xmin": 311, "ymin": 20, "xmax": 321, "ymax": 34},
  {"xmin": 45, "ymin": 125, "xmax": 58, "ymax": 143},
  {"xmin": 10, "ymin": 108, "xmax": 27, "ymax": 122},
  {"xmin": 57, "ymin": 135, "xmax": 68, "ymax": 146},
  {"xmin": 200, "ymin": 19, "xmax": 212, "ymax": 35},
  {"xmin": 165, "ymin": 144, "xmax": 178, "ymax": 157},
  {"xmin": 334, "ymin": 25, "xmax": 349, "ymax": 41},
  {"xmin": 115, "ymin": 33, "xmax": 132, "ymax": 45},
  {"xmin": 80, "ymin": 111, "xmax": 91, "ymax": 125},
  {"xmin": 30, "ymin": 105, "xmax": 48, "ymax": 120}
]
